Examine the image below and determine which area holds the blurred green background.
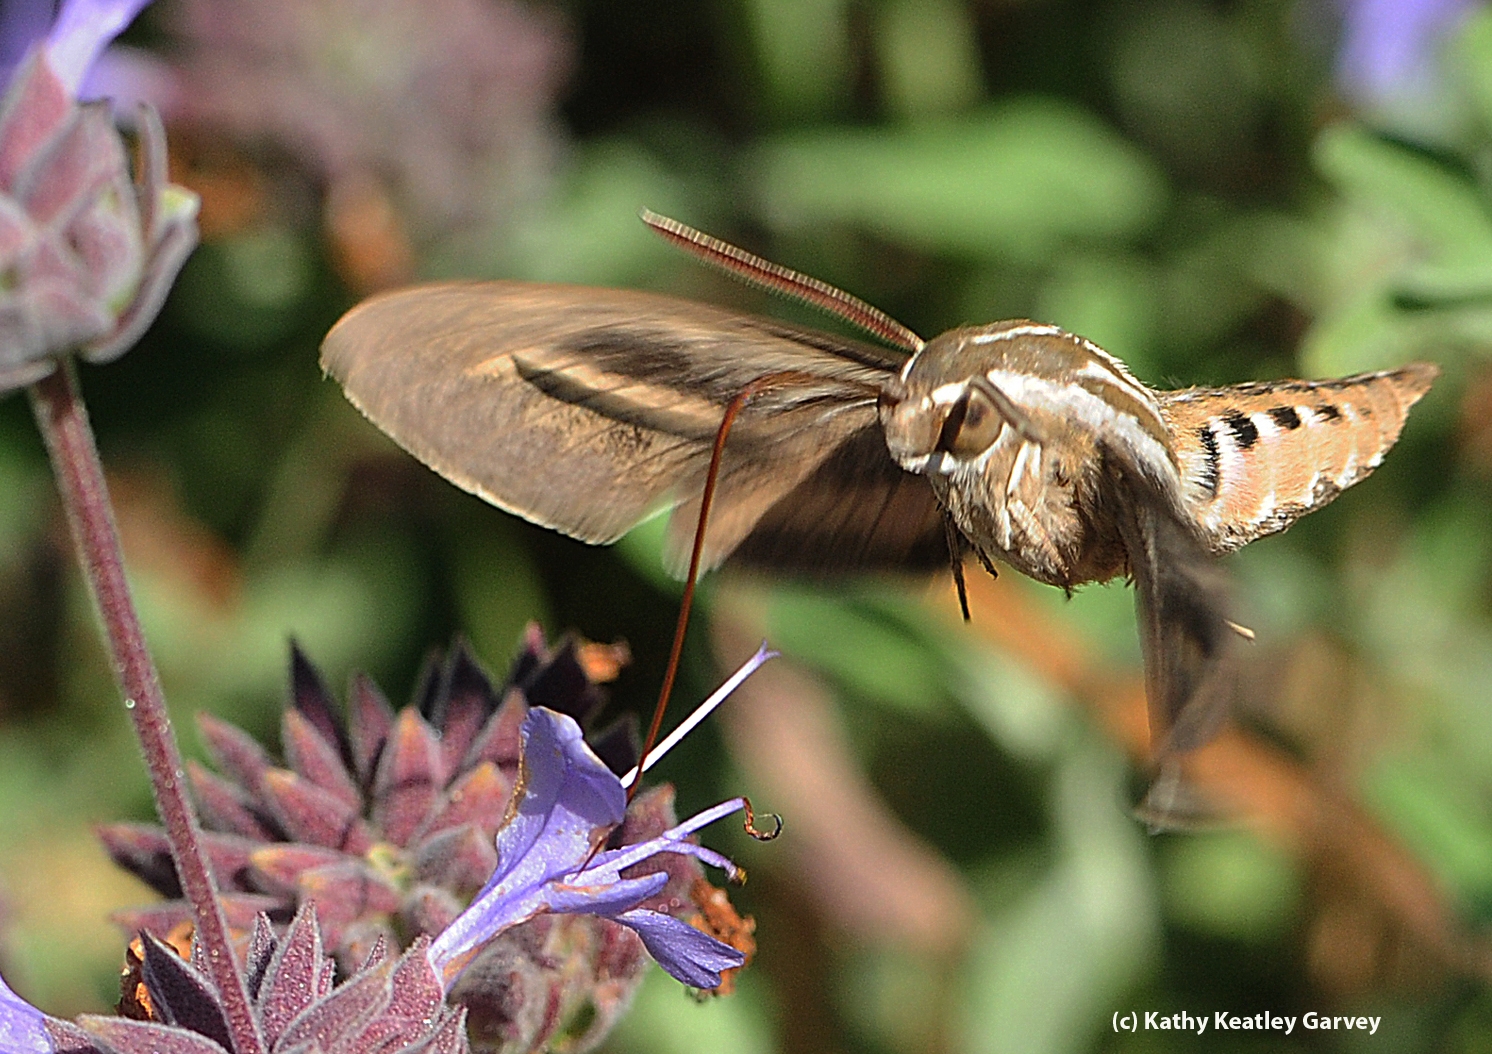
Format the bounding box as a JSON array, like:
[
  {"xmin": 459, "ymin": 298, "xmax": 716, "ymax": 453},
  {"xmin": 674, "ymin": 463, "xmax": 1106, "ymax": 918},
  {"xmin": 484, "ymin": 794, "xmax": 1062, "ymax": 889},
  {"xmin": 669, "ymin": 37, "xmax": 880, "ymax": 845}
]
[{"xmin": 3, "ymin": 0, "xmax": 1492, "ymax": 1050}]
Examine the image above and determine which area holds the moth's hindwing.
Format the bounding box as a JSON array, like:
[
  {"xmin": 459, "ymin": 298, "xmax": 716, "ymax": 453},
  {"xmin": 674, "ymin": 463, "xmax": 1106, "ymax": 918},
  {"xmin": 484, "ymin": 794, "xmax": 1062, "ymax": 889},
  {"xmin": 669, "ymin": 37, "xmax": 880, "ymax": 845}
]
[{"xmin": 320, "ymin": 281, "xmax": 946, "ymax": 574}]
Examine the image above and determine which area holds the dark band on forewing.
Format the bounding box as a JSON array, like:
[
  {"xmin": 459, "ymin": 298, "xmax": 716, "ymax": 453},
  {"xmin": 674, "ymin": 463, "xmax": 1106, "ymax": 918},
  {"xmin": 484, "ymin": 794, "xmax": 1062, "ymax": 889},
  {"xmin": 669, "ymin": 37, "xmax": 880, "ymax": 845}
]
[{"xmin": 515, "ymin": 355, "xmax": 743, "ymax": 442}]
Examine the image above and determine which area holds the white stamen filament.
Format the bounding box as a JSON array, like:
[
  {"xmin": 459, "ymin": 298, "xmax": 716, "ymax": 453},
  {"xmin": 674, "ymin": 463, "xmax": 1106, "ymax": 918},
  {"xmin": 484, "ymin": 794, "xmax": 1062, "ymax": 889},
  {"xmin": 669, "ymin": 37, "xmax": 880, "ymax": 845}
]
[{"xmin": 621, "ymin": 641, "xmax": 777, "ymax": 789}]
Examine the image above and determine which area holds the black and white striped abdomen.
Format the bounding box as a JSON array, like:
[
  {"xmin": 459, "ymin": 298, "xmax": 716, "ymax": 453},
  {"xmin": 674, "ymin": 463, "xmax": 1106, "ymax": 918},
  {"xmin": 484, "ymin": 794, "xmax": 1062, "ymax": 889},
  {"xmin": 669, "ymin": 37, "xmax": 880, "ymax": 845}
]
[{"xmin": 1160, "ymin": 363, "xmax": 1437, "ymax": 552}]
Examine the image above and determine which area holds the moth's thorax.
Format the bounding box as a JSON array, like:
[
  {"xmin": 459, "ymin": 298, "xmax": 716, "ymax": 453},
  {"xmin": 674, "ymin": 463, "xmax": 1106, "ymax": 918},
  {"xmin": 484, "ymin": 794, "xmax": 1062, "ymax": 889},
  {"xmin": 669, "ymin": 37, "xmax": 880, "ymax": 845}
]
[{"xmin": 878, "ymin": 320, "xmax": 1178, "ymax": 587}]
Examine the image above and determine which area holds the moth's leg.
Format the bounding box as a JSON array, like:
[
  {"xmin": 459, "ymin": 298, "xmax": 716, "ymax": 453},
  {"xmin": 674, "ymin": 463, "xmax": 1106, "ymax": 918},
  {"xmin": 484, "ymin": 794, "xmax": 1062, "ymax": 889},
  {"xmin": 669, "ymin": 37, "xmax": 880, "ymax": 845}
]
[{"xmin": 969, "ymin": 374, "xmax": 1042, "ymax": 443}]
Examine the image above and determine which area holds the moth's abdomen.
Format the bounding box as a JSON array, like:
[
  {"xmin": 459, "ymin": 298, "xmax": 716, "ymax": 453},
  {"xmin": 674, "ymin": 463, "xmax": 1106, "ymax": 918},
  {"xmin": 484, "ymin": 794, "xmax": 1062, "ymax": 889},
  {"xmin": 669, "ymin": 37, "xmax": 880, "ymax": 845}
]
[{"xmin": 1160, "ymin": 363, "xmax": 1437, "ymax": 552}]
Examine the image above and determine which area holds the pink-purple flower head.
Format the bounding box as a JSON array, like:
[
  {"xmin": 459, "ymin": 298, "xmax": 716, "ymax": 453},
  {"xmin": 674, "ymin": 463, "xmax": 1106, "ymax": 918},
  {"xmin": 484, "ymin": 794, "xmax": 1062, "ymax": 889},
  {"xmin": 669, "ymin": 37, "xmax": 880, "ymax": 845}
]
[
  {"xmin": 432, "ymin": 646, "xmax": 781, "ymax": 993},
  {"xmin": 0, "ymin": 0, "xmax": 198, "ymax": 392},
  {"xmin": 0, "ymin": 905, "xmax": 471, "ymax": 1054}
]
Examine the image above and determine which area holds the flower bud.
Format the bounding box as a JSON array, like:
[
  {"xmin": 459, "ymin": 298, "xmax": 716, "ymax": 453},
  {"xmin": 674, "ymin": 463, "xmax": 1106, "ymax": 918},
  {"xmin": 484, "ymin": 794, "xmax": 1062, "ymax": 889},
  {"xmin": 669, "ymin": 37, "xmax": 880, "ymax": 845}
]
[{"xmin": 0, "ymin": 50, "xmax": 197, "ymax": 391}]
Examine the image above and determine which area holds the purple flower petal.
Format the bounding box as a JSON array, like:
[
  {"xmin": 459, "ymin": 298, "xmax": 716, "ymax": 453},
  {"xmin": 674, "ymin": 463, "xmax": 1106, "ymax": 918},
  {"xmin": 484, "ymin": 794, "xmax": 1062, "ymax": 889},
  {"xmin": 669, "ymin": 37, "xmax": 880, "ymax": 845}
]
[
  {"xmin": 44, "ymin": 0, "xmax": 153, "ymax": 95},
  {"xmin": 0, "ymin": 972, "xmax": 54, "ymax": 1054},
  {"xmin": 1336, "ymin": 0, "xmax": 1476, "ymax": 108},
  {"xmin": 0, "ymin": 1, "xmax": 54, "ymax": 81},
  {"xmin": 541, "ymin": 873, "xmax": 668, "ymax": 916},
  {"xmin": 432, "ymin": 647, "xmax": 775, "ymax": 993},
  {"xmin": 428, "ymin": 707, "xmax": 627, "ymax": 978},
  {"xmin": 593, "ymin": 797, "xmax": 753, "ymax": 877},
  {"xmin": 614, "ymin": 910, "xmax": 745, "ymax": 990},
  {"xmin": 485, "ymin": 705, "xmax": 626, "ymax": 895},
  {"xmin": 78, "ymin": 44, "xmax": 179, "ymax": 115}
]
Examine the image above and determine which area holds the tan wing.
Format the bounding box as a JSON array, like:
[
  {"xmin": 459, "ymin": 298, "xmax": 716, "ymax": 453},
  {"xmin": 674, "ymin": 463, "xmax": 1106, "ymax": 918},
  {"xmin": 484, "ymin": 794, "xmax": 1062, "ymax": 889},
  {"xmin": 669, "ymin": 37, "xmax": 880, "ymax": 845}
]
[
  {"xmin": 1161, "ymin": 363, "xmax": 1437, "ymax": 552},
  {"xmin": 321, "ymin": 281, "xmax": 922, "ymax": 572}
]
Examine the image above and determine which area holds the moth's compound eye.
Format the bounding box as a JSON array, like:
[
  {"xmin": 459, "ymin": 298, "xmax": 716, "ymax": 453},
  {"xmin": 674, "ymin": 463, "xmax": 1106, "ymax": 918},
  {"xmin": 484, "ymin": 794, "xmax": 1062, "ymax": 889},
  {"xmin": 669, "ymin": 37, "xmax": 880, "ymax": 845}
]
[{"xmin": 935, "ymin": 386, "xmax": 1003, "ymax": 460}]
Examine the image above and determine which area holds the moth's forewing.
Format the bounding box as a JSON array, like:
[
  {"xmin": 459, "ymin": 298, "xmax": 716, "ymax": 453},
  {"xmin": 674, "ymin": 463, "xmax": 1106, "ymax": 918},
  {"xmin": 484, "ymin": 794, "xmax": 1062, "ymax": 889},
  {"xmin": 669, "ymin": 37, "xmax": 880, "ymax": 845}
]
[
  {"xmin": 1110, "ymin": 450, "xmax": 1235, "ymax": 825},
  {"xmin": 1111, "ymin": 458, "xmax": 1235, "ymax": 749},
  {"xmin": 320, "ymin": 281, "xmax": 924, "ymax": 572}
]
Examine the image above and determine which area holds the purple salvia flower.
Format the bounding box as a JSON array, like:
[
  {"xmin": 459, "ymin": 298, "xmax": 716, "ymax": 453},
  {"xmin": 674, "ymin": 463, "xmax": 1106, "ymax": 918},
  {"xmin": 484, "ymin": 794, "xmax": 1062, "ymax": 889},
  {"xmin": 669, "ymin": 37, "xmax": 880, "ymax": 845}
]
[
  {"xmin": 0, "ymin": 0, "xmax": 198, "ymax": 392},
  {"xmin": 0, "ymin": 0, "xmax": 154, "ymax": 93},
  {"xmin": 103, "ymin": 634, "xmax": 771, "ymax": 1052},
  {"xmin": 430, "ymin": 667, "xmax": 778, "ymax": 993},
  {"xmin": 0, "ymin": 971, "xmax": 52, "ymax": 1054},
  {"xmin": 41, "ymin": 0, "xmax": 154, "ymax": 95},
  {"xmin": 0, "ymin": 1, "xmax": 54, "ymax": 81},
  {"xmin": 1336, "ymin": 0, "xmax": 1479, "ymax": 110}
]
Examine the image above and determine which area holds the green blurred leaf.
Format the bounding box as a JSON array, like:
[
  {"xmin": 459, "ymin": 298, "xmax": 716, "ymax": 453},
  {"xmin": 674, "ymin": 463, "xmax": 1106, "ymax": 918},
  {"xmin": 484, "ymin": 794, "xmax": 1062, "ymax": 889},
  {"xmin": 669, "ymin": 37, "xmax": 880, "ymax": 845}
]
[
  {"xmin": 741, "ymin": 0, "xmax": 852, "ymax": 122},
  {"xmin": 509, "ymin": 141, "xmax": 697, "ymax": 286},
  {"xmin": 1356, "ymin": 499, "xmax": 1492, "ymax": 736},
  {"xmin": 1231, "ymin": 541, "xmax": 1334, "ymax": 640},
  {"xmin": 1162, "ymin": 831, "xmax": 1300, "ymax": 941},
  {"xmin": 1027, "ymin": 579, "xmax": 1142, "ymax": 672},
  {"xmin": 1451, "ymin": 9, "xmax": 1492, "ymax": 137},
  {"xmin": 613, "ymin": 510, "xmax": 682, "ymax": 595},
  {"xmin": 874, "ymin": 0, "xmax": 983, "ymax": 118},
  {"xmin": 838, "ymin": 948, "xmax": 950, "ymax": 1053},
  {"xmin": 133, "ymin": 540, "xmax": 422, "ymax": 727},
  {"xmin": 1300, "ymin": 286, "xmax": 1421, "ymax": 376},
  {"xmin": 1035, "ymin": 254, "xmax": 1159, "ymax": 374},
  {"xmin": 1109, "ymin": 0, "xmax": 1265, "ymax": 168},
  {"xmin": 962, "ymin": 741, "xmax": 1158, "ymax": 1054},
  {"xmin": 752, "ymin": 99, "xmax": 1167, "ymax": 262},
  {"xmin": 173, "ymin": 226, "xmax": 316, "ymax": 349},
  {"xmin": 949, "ymin": 643, "xmax": 1070, "ymax": 761},
  {"xmin": 764, "ymin": 586, "xmax": 948, "ymax": 713},
  {"xmin": 611, "ymin": 966, "xmax": 774, "ymax": 1054},
  {"xmin": 1314, "ymin": 125, "xmax": 1492, "ymax": 268},
  {"xmin": 450, "ymin": 519, "xmax": 551, "ymax": 663},
  {"xmin": 1366, "ymin": 756, "xmax": 1492, "ymax": 912},
  {"xmin": 0, "ymin": 441, "xmax": 45, "ymax": 558}
]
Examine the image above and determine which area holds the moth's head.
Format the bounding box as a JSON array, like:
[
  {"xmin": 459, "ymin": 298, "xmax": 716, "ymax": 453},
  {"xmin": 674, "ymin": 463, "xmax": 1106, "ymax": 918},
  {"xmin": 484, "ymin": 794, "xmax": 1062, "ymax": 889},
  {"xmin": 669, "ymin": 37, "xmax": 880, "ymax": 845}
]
[{"xmin": 878, "ymin": 371, "xmax": 1008, "ymax": 475}]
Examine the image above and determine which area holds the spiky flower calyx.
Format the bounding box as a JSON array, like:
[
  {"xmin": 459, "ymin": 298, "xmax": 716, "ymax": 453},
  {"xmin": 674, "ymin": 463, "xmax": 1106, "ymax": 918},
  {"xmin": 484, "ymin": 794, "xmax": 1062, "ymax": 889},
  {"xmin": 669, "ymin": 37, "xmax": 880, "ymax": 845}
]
[
  {"xmin": 53, "ymin": 903, "xmax": 468, "ymax": 1054},
  {"xmin": 101, "ymin": 630, "xmax": 742, "ymax": 1053}
]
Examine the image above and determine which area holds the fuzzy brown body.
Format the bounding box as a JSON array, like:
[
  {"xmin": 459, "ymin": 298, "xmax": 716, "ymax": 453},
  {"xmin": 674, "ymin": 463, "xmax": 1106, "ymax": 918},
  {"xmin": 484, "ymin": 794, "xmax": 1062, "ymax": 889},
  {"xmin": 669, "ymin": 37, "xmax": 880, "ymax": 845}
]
[{"xmin": 879, "ymin": 320, "xmax": 1437, "ymax": 592}]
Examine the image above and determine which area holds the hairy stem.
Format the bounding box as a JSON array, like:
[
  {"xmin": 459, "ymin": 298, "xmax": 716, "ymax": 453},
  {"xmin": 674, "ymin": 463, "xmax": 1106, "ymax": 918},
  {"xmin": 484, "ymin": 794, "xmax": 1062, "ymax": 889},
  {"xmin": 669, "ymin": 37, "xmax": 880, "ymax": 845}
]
[{"xmin": 30, "ymin": 362, "xmax": 265, "ymax": 1054}]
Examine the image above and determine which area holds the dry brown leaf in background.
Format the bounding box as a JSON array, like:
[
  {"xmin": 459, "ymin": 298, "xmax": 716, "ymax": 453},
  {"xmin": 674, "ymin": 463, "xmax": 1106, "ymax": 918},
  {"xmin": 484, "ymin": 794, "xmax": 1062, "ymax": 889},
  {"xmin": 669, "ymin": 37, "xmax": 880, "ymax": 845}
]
[
  {"xmin": 107, "ymin": 470, "xmax": 243, "ymax": 613},
  {"xmin": 324, "ymin": 170, "xmax": 416, "ymax": 294}
]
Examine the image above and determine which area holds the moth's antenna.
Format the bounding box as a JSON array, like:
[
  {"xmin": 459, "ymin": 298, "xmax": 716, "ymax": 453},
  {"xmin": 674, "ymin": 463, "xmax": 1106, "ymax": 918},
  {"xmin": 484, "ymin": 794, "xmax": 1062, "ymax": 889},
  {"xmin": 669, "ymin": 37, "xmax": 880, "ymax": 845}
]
[{"xmin": 641, "ymin": 209, "xmax": 925, "ymax": 354}]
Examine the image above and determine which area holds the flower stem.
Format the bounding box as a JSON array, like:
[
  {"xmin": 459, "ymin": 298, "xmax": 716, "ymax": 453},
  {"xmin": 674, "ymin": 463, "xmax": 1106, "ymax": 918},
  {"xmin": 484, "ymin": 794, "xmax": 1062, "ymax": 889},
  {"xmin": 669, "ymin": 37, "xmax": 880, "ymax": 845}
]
[{"xmin": 29, "ymin": 361, "xmax": 265, "ymax": 1054}]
